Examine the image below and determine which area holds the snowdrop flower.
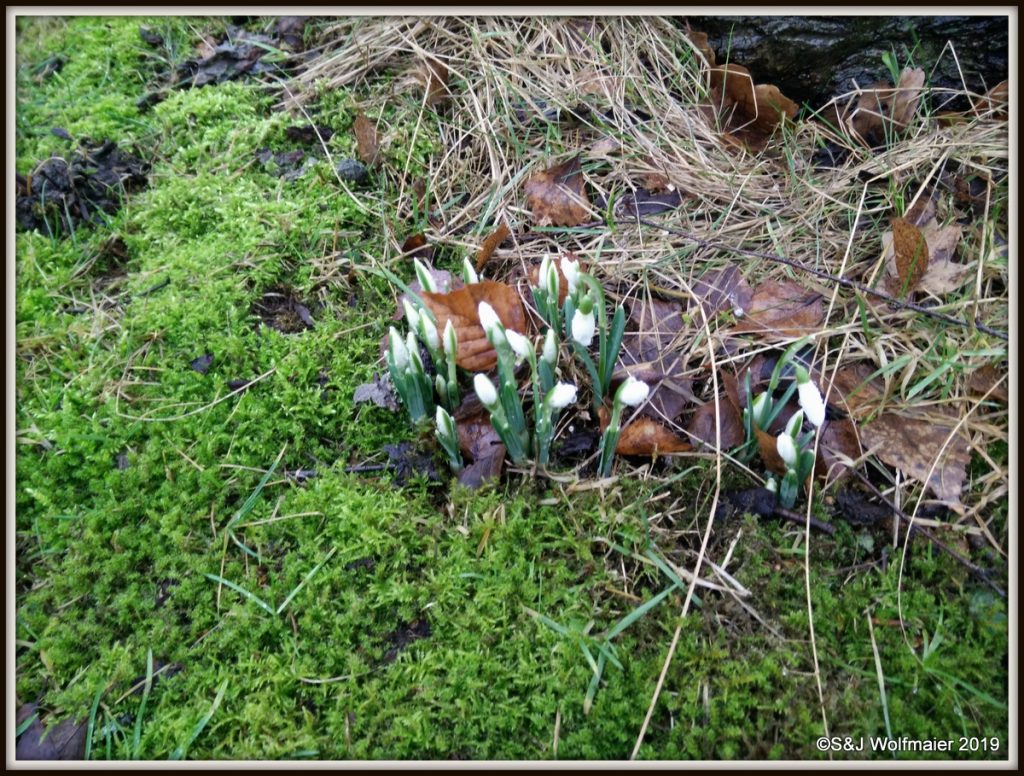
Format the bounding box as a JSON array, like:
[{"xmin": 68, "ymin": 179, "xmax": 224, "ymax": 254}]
[
  {"xmin": 546, "ymin": 382, "xmax": 577, "ymax": 410},
  {"xmin": 796, "ymin": 366, "xmax": 826, "ymax": 428},
  {"xmin": 616, "ymin": 376, "xmax": 650, "ymax": 408},
  {"xmin": 560, "ymin": 255, "xmax": 580, "ymax": 296},
  {"xmin": 413, "ymin": 258, "xmax": 438, "ymax": 292},
  {"xmin": 477, "ymin": 301, "xmax": 502, "ymax": 337},
  {"xmin": 776, "ymin": 432, "xmax": 798, "ymax": 469},
  {"xmin": 442, "ymin": 320, "xmax": 457, "ymax": 360},
  {"xmin": 419, "ymin": 315, "xmax": 440, "ymax": 351},
  {"xmin": 505, "ymin": 329, "xmax": 531, "ymax": 362},
  {"xmin": 435, "ymin": 405, "xmax": 455, "ymax": 437},
  {"xmin": 571, "ymin": 308, "xmax": 596, "ymax": 347},
  {"xmin": 473, "ymin": 373, "xmax": 498, "ymax": 408},
  {"xmin": 750, "ymin": 392, "xmax": 769, "ymax": 426},
  {"xmin": 388, "ymin": 327, "xmax": 408, "ymax": 370},
  {"xmin": 765, "ymin": 476, "xmax": 778, "ymax": 494},
  {"xmin": 462, "ymin": 257, "xmax": 479, "ymax": 284},
  {"xmin": 542, "ymin": 328, "xmax": 558, "ymax": 365},
  {"xmin": 403, "ymin": 299, "xmax": 421, "ymax": 331},
  {"xmin": 406, "ymin": 331, "xmax": 423, "ymax": 368}
]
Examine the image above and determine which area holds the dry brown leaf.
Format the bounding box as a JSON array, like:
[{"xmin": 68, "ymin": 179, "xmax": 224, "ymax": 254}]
[
  {"xmin": 353, "ymin": 113, "xmax": 379, "ymax": 166},
  {"xmin": 688, "ymin": 265, "xmax": 754, "ymax": 320},
  {"xmin": 524, "ymin": 155, "xmax": 591, "ymax": 227},
  {"xmin": 456, "ymin": 404, "xmax": 505, "ymax": 488},
  {"xmin": 882, "ymin": 219, "xmax": 968, "ymax": 297},
  {"xmin": 972, "ymin": 79, "xmax": 1008, "ymax": 119},
  {"xmin": 732, "ymin": 280, "xmax": 824, "ymax": 338},
  {"xmin": 416, "ymin": 56, "xmax": 449, "ymax": 106},
  {"xmin": 474, "ymin": 223, "xmax": 511, "ymax": 273},
  {"xmin": 709, "ymin": 63, "xmax": 798, "ymax": 136},
  {"xmin": 861, "ymin": 413, "xmax": 970, "ymax": 507},
  {"xmin": 966, "ymin": 363, "xmax": 1008, "ymax": 405},
  {"xmin": 903, "ymin": 195, "xmax": 937, "ymax": 227},
  {"xmin": 616, "ymin": 418, "xmax": 692, "ymax": 455},
  {"xmin": 817, "ymin": 418, "xmax": 863, "ymax": 486},
  {"xmin": 888, "ymin": 217, "xmax": 929, "ymax": 296},
  {"xmin": 686, "ymin": 395, "xmax": 744, "ymax": 449},
  {"xmin": 420, "ymin": 281, "xmax": 527, "ymax": 372},
  {"xmin": 826, "ymin": 363, "xmax": 887, "ymax": 419},
  {"xmin": 590, "ymin": 136, "xmax": 621, "ymax": 157},
  {"xmin": 685, "ymin": 26, "xmax": 716, "ymax": 65},
  {"xmin": 401, "ymin": 233, "xmax": 432, "ymax": 261},
  {"xmin": 890, "ymin": 67, "xmax": 926, "ymax": 128},
  {"xmin": 756, "ymin": 426, "xmax": 788, "ymax": 477}
]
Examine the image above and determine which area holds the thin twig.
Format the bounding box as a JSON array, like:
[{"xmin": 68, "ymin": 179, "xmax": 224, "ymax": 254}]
[{"xmin": 774, "ymin": 506, "xmax": 836, "ymax": 535}]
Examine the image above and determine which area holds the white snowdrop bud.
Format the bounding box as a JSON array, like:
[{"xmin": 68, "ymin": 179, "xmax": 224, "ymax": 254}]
[
  {"xmin": 413, "ymin": 258, "xmax": 437, "ymax": 292},
  {"xmin": 388, "ymin": 327, "xmax": 408, "ymax": 370},
  {"xmin": 617, "ymin": 377, "xmax": 650, "ymax": 408},
  {"xmin": 402, "ymin": 299, "xmax": 421, "ymax": 331},
  {"xmin": 542, "ymin": 328, "xmax": 558, "ymax": 365},
  {"xmin": 435, "ymin": 405, "xmax": 455, "ymax": 438},
  {"xmin": 477, "ymin": 301, "xmax": 502, "ymax": 336},
  {"xmin": 505, "ymin": 329, "xmax": 532, "ymax": 361},
  {"xmin": 443, "ymin": 320, "xmax": 457, "ymax": 360},
  {"xmin": 473, "ymin": 373, "xmax": 498, "ymax": 408},
  {"xmin": 796, "ymin": 365, "xmax": 826, "ymax": 428},
  {"xmin": 462, "ymin": 257, "xmax": 479, "ymax": 284},
  {"xmin": 547, "ymin": 382, "xmax": 578, "ymax": 410},
  {"xmin": 419, "ymin": 316, "xmax": 440, "ymax": 351},
  {"xmin": 785, "ymin": 410, "xmax": 804, "ymax": 439},
  {"xmin": 776, "ymin": 432, "xmax": 798, "ymax": 469}
]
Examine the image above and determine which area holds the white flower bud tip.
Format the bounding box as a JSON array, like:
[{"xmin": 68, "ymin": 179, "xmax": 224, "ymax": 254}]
[
  {"xmin": 617, "ymin": 377, "xmax": 650, "ymax": 408},
  {"xmin": 785, "ymin": 409, "xmax": 804, "ymax": 439},
  {"xmin": 547, "ymin": 382, "xmax": 578, "ymax": 410},
  {"xmin": 473, "ymin": 373, "xmax": 498, "ymax": 408},
  {"xmin": 571, "ymin": 309, "xmax": 596, "ymax": 347},
  {"xmin": 402, "ymin": 299, "xmax": 421, "ymax": 330},
  {"xmin": 462, "ymin": 257, "xmax": 479, "ymax": 284},
  {"xmin": 389, "ymin": 327, "xmax": 409, "ymax": 370},
  {"xmin": 542, "ymin": 328, "xmax": 558, "ymax": 364},
  {"xmin": 443, "ymin": 320, "xmax": 457, "ymax": 359},
  {"xmin": 419, "ymin": 316, "xmax": 440, "ymax": 351},
  {"xmin": 477, "ymin": 301, "xmax": 502, "ymax": 336},
  {"xmin": 776, "ymin": 432, "xmax": 798, "ymax": 468},
  {"xmin": 750, "ymin": 392, "xmax": 768, "ymax": 423},
  {"xmin": 505, "ymin": 329, "xmax": 532, "ymax": 361},
  {"xmin": 414, "ymin": 259, "xmax": 437, "ymax": 292},
  {"xmin": 560, "ymin": 255, "xmax": 580, "ymax": 295},
  {"xmin": 435, "ymin": 406, "xmax": 455, "ymax": 437}
]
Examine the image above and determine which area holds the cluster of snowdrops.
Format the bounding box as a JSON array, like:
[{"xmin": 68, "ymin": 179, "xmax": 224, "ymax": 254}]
[{"xmin": 386, "ymin": 255, "xmax": 827, "ymax": 508}]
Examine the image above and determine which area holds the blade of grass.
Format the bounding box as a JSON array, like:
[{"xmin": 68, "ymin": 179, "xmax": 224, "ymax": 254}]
[
  {"xmin": 204, "ymin": 573, "xmax": 276, "ymax": 616},
  {"xmin": 226, "ymin": 444, "xmax": 287, "ymax": 530},
  {"xmin": 169, "ymin": 678, "xmax": 229, "ymax": 760},
  {"xmin": 276, "ymin": 547, "xmax": 338, "ymax": 615},
  {"xmin": 84, "ymin": 684, "xmax": 105, "ymax": 761},
  {"xmin": 131, "ymin": 649, "xmax": 154, "ymax": 759}
]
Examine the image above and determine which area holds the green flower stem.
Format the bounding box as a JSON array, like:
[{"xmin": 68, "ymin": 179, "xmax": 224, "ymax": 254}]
[{"xmin": 597, "ymin": 401, "xmax": 624, "ymax": 477}]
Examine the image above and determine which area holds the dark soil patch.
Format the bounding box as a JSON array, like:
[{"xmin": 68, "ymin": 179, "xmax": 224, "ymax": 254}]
[
  {"xmin": 251, "ymin": 285, "xmax": 316, "ymax": 333},
  {"xmin": 16, "ymin": 140, "xmax": 149, "ymax": 237},
  {"xmin": 382, "ymin": 618, "xmax": 432, "ymax": 664}
]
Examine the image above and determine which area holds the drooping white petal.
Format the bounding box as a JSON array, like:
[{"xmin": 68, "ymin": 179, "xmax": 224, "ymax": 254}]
[
  {"xmin": 473, "ymin": 373, "xmax": 498, "ymax": 407},
  {"xmin": 571, "ymin": 309, "xmax": 596, "ymax": 347},
  {"xmin": 547, "ymin": 382, "xmax": 578, "ymax": 410},
  {"xmin": 560, "ymin": 255, "xmax": 580, "ymax": 296},
  {"xmin": 776, "ymin": 432, "xmax": 798, "ymax": 468},
  {"xmin": 617, "ymin": 377, "xmax": 650, "ymax": 408},
  {"xmin": 796, "ymin": 368, "xmax": 826, "ymax": 428}
]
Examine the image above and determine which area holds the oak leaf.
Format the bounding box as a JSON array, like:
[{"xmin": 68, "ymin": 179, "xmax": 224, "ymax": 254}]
[
  {"xmin": 353, "ymin": 113, "xmax": 379, "ymax": 167},
  {"xmin": 420, "ymin": 281, "xmax": 527, "ymax": 372},
  {"xmin": 861, "ymin": 413, "xmax": 970, "ymax": 507},
  {"xmin": 524, "ymin": 155, "xmax": 591, "ymax": 227},
  {"xmin": 732, "ymin": 280, "xmax": 824, "ymax": 338}
]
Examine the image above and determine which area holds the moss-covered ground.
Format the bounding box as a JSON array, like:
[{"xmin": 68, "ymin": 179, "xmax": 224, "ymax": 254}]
[{"xmin": 13, "ymin": 16, "xmax": 1009, "ymax": 761}]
